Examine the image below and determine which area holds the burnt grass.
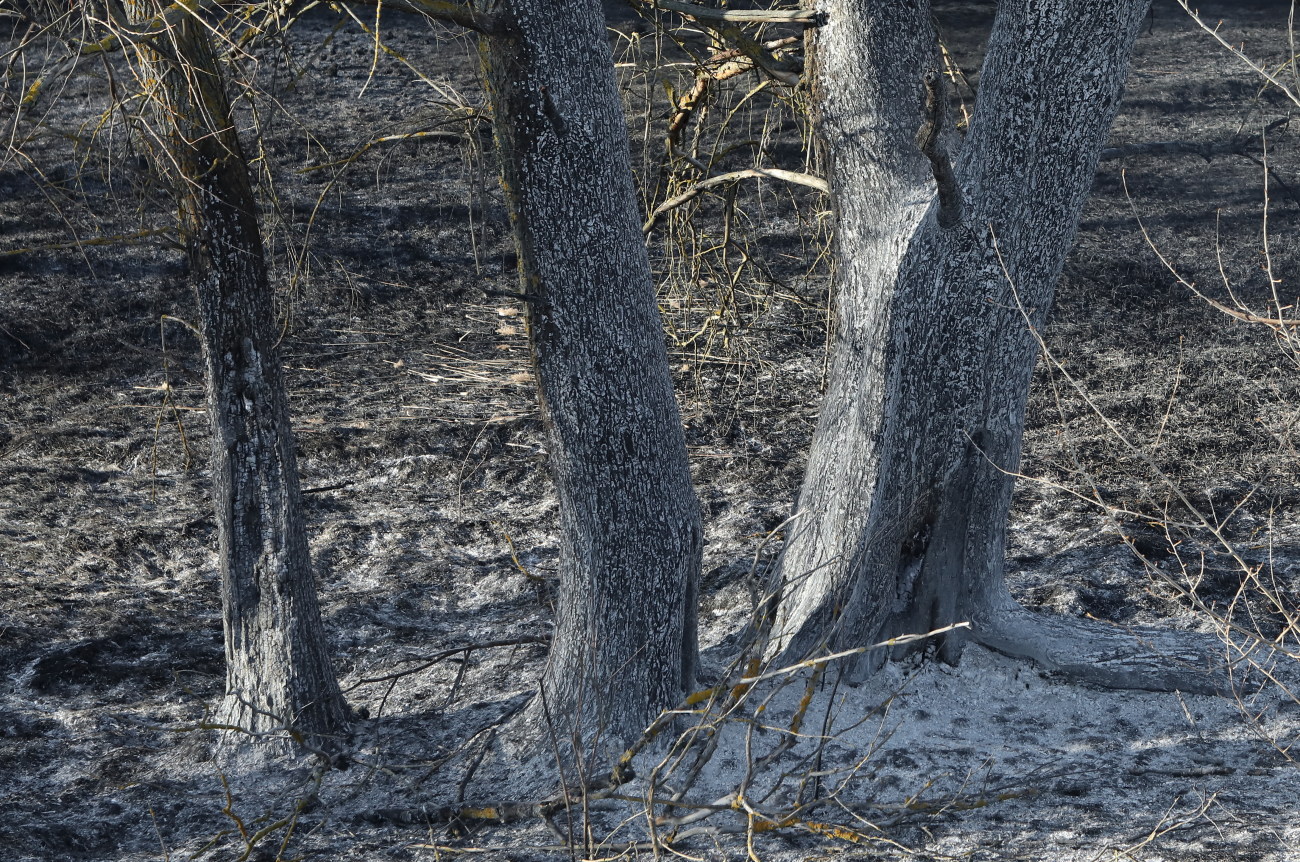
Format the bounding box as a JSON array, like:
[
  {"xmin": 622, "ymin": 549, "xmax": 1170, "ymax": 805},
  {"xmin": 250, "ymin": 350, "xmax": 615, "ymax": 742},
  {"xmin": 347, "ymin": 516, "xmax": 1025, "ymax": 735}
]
[{"xmin": 3, "ymin": 1, "xmax": 1300, "ymax": 859}]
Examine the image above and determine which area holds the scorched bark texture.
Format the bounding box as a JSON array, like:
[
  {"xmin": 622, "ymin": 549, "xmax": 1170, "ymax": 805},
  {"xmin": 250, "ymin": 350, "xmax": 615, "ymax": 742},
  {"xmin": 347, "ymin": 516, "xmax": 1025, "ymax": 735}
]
[
  {"xmin": 768, "ymin": 0, "xmax": 1227, "ymax": 693},
  {"xmin": 124, "ymin": 1, "xmax": 349, "ymax": 753},
  {"xmin": 484, "ymin": 0, "xmax": 704, "ymax": 752}
]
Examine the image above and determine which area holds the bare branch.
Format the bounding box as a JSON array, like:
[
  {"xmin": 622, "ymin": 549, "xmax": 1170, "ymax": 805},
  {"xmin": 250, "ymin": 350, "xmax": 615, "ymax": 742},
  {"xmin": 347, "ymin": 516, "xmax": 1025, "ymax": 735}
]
[
  {"xmin": 644, "ymin": 168, "xmax": 828, "ymax": 233},
  {"xmin": 666, "ymin": 36, "xmax": 800, "ymax": 147},
  {"xmin": 633, "ymin": 0, "xmax": 825, "ymax": 25},
  {"xmin": 1174, "ymin": 0, "xmax": 1300, "ymax": 108},
  {"xmin": 626, "ymin": 0, "xmax": 808, "ymax": 87}
]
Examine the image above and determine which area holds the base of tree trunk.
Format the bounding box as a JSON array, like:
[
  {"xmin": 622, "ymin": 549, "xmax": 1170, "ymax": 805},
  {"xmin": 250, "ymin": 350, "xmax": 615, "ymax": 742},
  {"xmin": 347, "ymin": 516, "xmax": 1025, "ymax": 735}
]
[
  {"xmin": 465, "ymin": 710, "xmax": 609, "ymax": 804},
  {"xmin": 209, "ymin": 690, "xmax": 352, "ymax": 768}
]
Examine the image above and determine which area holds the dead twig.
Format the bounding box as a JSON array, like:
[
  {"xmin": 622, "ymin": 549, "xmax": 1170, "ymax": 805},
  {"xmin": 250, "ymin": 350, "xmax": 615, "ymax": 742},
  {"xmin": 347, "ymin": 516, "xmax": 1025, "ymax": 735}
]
[{"xmin": 343, "ymin": 636, "xmax": 551, "ymax": 692}]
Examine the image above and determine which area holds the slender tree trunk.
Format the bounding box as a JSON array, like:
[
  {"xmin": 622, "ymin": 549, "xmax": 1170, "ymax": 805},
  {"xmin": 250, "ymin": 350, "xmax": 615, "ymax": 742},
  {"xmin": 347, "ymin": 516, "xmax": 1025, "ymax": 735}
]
[
  {"xmin": 125, "ymin": 3, "xmax": 349, "ymax": 753},
  {"xmin": 484, "ymin": 0, "xmax": 703, "ymax": 755},
  {"xmin": 769, "ymin": 0, "xmax": 1227, "ymax": 693}
]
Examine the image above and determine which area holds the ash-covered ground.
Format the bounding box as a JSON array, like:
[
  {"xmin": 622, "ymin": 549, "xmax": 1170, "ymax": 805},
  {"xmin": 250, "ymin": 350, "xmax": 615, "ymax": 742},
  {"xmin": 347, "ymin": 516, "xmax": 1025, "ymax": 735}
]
[{"xmin": 3, "ymin": 1, "xmax": 1300, "ymax": 859}]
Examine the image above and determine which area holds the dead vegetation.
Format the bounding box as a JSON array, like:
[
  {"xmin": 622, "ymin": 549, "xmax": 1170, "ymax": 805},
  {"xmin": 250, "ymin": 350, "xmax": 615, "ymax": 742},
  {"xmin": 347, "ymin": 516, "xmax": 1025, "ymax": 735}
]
[{"xmin": 3, "ymin": 1, "xmax": 1300, "ymax": 860}]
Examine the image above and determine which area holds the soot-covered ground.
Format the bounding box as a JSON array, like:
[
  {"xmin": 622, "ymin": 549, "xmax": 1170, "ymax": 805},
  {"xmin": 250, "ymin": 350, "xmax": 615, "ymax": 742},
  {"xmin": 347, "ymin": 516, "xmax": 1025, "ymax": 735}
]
[{"xmin": 4, "ymin": 1, "xmax": 1300, "ymax": 859}]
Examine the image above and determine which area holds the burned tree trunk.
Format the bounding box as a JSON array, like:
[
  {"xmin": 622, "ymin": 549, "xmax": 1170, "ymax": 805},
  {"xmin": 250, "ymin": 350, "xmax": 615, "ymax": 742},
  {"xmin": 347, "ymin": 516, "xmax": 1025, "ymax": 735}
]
[
  {"xmin": 768, "ymin": 0, "xmax": 1227, "ymax": 693},
  {"xmin": 125, "ymin": 3, "xmax": 349, "ymax": 753},
  {"xmin": 484, "ymin": 0, "xmax": 703, "ymax": 754}
]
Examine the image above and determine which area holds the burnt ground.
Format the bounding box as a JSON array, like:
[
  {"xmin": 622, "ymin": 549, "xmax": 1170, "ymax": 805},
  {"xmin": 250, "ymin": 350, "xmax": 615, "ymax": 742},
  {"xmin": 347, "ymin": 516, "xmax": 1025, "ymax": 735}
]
[{"xmin": 3, "ymin": 1, "xmax": 1300, "ymax": 860}]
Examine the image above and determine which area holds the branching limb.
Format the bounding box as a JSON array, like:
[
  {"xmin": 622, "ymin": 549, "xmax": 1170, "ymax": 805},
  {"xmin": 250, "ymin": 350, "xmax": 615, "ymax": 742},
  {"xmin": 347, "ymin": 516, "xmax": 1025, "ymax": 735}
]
[
  {"xmin": 711, "ymin": 21, "xmax": 801, "ymax": 86},
  {"xmin": 915, "ymin": 70, "xmax": 963, "ymax": 228},
  {"xmin": 665, "ymin": 36, "xmax": 800, "ymax": 147},
  {"xmin": 627, "ymin": 0, "xmax": 807, "ymax": 86},
  {"xmin": 75, "ymin": 0, "xmax": 221, "ymax": 56}
]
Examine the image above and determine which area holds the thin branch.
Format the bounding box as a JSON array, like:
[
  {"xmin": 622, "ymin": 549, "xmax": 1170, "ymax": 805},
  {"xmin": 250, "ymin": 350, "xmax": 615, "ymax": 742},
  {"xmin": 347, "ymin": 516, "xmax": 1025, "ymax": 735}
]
[
  {"xmin": 644, "ymin": 168, "xmax": 828, "ymax": 233},
  {"xmin": 634, "ymin": 0, "xmax": 825, "ymax": 25},
  {"xmin": 342, "ymin": 636, "xmax": 550, "ymax": 692},
  {"xmin": 1174, "ymin": 0, "xmax": 1300, "ymax": 108}
]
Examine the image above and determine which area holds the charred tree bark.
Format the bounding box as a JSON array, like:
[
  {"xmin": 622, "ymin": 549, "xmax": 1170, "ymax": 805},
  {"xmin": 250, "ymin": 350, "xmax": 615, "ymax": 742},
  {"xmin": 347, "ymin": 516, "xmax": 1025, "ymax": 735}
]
[
  {"xmin": 125, "ymin": 3, "xmax": 349, "ymax": 753},
  {"xmin": 484, "ymin": 0, "xmax": 703, "ymax": 753},
  {"xmin": 768, "ymin": 0, "xmax": 1228, "ymax": 694}
]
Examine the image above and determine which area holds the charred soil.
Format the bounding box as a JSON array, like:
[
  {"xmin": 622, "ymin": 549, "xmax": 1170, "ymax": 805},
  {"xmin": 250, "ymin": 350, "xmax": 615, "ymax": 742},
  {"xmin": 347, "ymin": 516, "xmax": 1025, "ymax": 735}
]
[{"xmin": 3, "ymin": 1, "xmax": 1300, "ymax": 859}]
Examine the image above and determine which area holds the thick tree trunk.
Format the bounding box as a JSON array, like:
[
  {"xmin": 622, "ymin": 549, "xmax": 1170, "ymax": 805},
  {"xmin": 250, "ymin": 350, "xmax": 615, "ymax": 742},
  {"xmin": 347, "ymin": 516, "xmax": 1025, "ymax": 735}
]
[
  {"xmin": 768, "ymin": 0, "xmax": 1228, "ymax": 694},
  {"xmin": 484, "ymin": 1, "xmax": 703, "ymax": 754},
  {"xmin": 126, "ymin": 4, "xmax": 349, "ymax": 754}
]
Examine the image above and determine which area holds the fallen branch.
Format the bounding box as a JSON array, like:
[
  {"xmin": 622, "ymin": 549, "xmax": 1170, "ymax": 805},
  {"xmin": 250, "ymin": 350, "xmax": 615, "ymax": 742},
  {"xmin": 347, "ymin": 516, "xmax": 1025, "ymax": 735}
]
[
  {"xmin": 1100, "ymin": 119, "xmax": 1289, "ymax": 162},
  {"xmin": 0, "ymin": 228, "xmax": 174, "ymax": 258},
  {"xmin": 297, "ymin": 128, "xmax": 474, "ymax": 174},
  {"xmin": 362, "ymin": 762, "xmax": 633, "ymax": 829},
  {"xmin": 301, "ymin": 480, "xmax": 356, "ymax": 494}
]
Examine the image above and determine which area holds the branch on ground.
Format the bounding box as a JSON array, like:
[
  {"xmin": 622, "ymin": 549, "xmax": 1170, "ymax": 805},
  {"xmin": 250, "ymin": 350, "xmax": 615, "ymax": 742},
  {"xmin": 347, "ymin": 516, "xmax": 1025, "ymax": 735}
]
[
  {"xmin": 1100, "ymin": 119, "xmax": 1289, "ymax": 162},
  {"xmin": 974, "ymin": 605, "xmax": 1233, "ymax": 695},
  {"xmin": 343, "ymin": 636, "xmax": 551, "ymax": 693}
]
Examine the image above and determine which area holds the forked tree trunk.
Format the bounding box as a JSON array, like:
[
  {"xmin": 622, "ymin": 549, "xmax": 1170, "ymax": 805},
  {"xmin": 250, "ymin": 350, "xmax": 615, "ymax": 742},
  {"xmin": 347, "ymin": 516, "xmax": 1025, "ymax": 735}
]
[
  {"xmin": 125, "ymin": 3, "xmax": 349, "ymax": 753},
  {"xmin": 768, "ymin": 0, "xmax": 1227, "ymax": 693},
  {"xmin": 484, "ymin": 0, "xmax": 703, "ymax": 753}
]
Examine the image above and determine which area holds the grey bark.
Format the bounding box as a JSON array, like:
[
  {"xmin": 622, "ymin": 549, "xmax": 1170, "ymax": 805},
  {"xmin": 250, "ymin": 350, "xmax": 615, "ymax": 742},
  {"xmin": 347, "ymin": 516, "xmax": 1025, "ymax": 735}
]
[
  {"xmin": 127, "ymin": 6, "xmax": 349, "ymax": 753},
  {"xmin": 484, "ymin": 0, "xmax": 703, "ymax": 754},
  {"xmin": 768, "ymin": 0, "xmax": 1228, "ymax": 694}
]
